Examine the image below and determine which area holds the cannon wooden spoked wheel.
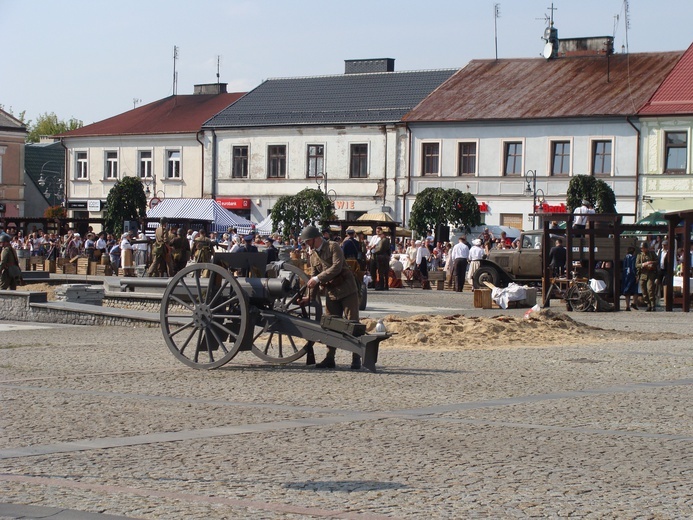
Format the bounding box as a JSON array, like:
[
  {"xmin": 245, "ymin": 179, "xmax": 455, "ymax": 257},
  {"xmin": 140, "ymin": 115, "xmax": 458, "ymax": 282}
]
[
  {"xmin": 250, "ymin": 262, "xmax": 322, "ymax": 364},
  {"xmin": 160, "ymin": 263, "xmax": 251, "ymax": 369},
  {"xmin": 564, "ymin": 281, "xmax": 596, "ymax": 312}
]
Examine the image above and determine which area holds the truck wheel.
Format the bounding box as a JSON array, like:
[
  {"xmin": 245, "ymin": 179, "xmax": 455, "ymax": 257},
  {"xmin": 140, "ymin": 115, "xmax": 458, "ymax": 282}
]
[
  {"xmin": 473, "ymin": 266, "xmax": 499, "ymax": 289},
  {"xmin": 593, "ymin": 268, "xmax": 612, "ymax": 293}
]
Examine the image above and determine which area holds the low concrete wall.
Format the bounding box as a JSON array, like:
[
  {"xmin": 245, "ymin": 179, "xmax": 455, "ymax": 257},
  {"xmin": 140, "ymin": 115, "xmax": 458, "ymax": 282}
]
[{"xmin": 0, "ymin": 290, "xmax": 157, "ymax": 328}]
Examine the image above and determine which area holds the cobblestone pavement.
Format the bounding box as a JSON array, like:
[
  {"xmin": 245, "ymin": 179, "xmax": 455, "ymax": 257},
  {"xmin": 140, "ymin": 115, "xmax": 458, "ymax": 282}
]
[{"xmin": 0, "ymin": 290, "xmax": 691, "ymax": 519}]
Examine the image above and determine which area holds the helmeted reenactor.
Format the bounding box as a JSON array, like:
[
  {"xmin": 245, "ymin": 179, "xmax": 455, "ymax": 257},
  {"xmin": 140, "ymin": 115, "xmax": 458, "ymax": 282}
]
[
  {"xmin": 301, "ymin": 225, "xmax": 361, "ymax": 369},
  {"xmin": 147, "ymin": 217, "xmax": 172, "ymax": 277},
  {"xmin": 169, "ymin": 227, "xmax": 191, "ymax": 275},
  {"xmin": 0, "ymin": 233, "xmax": 23, "ymax": 290},
  {"xmin": 191, "ymin": 229, "xmax": 214, "ymax": 277}
]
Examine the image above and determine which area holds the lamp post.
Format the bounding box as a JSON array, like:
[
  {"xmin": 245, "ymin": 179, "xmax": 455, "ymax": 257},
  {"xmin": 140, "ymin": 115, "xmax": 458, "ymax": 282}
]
[
  {"xmin": 38, "ymin": 161, "xmax": 65, "ymax": 207},
  {"xmin": 525, "ymin": 170, "xmax": 545, "ymax": 230}
]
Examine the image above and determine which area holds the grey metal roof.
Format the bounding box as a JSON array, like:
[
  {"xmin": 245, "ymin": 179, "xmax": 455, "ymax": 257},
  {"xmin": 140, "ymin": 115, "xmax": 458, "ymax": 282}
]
[
  {"xmin": 204, "ymin": 69, "xmax": 458, "ymax": 128},
  {"xmin": 0, "ymin": 108, "xmax": 26, "ymax": 131}
]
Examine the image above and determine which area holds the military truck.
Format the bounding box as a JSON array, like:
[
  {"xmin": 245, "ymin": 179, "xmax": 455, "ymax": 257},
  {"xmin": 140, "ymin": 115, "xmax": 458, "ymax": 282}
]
[{"xmin": 471, "ymin": 230, "xmax": 639, "ymax": 291}]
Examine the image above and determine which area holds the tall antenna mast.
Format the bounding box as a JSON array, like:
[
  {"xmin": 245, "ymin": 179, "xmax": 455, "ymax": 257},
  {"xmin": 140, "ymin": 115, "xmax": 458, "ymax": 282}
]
[
  {"xmin": 494, "ymin": 3, "xmax": 501, "ymax": 60},
  {"xmin": 216, "ymin": 55, "xmax": 221, "ymax": 86},
  {"xmin": 623, "ymin": 0, "xmax": 630, "ymax": 53},
  {"xmin": 172, "ymin": 45, "xmax": 179, "ymax": 95}
]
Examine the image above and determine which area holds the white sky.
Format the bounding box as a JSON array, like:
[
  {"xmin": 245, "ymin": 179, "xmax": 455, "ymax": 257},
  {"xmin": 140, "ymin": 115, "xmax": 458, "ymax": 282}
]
[{"xmin": 1, "ymin": 0, "xmax": 691, "ymax": 126}]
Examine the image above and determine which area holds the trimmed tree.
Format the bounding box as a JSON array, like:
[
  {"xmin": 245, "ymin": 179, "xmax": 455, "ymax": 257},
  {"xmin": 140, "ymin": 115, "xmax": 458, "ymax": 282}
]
[
  {"xmin": 270, "ymin": 188, "xmax": 334, "ymax": 239},
  {"xmin": 566, "ymin": 175, "xmax": 617, "ymax": 213},
  {"xmin": 409, "ymin": 187, "xmax": 481, "ymax": 238},
  {"xmin": 103, "ymin": 176, "xmax": 147, "ymax": 236}
]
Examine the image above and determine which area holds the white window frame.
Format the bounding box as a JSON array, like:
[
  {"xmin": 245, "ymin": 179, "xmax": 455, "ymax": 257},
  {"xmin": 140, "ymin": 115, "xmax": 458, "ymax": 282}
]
[
  {"xmin": 420, "ymin": 140, "xmax": 441, "ymax": 176},
  {"xmin": 456, "ymin": 139, "xmax": 479, "ymax": 176},
  {"xmin": 662, "ymin": 129, "xmax": 689, "ymax": 174},
  {"xmin": 138, "ymin": 149, "xmax": 153, "ymax": 179},
  {"xmin": 500, "ymin": 138, "xmax": 525, "ymax": 176},
  {"xmin": 75, "ymin": 151, "xmax": 88, "ymax": 180},
  {"xmin": 548, "ymin": 138, "xmax": 573, "ymax": 176},
  {"xmin": 166, "ymin": 149, "xmax": 182, "ymax": 179},
  {"xmin": 589, "ymin": 137, "xmax": 614, "ymax": 176},
  {"xmin": 306, "ymin": 143, "xmax": 325, "ymax": 179},
  {"xmin": 105, "ymin": 151, "xmax": 118, "ymax": 180}
]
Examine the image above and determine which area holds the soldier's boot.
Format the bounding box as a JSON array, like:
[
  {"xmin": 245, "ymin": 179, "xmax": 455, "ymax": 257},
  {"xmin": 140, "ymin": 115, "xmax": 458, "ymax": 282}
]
[
  {"xmin": 315, "ymin": 347, "xmax": 336, "ymax": 369},
  {"xmin": 350, "ymin": 353, "xmax": 361, "ymax": 370},
  {"xmin": 305, "ymin": 345, "xmax": 316, "ymax": 366}
]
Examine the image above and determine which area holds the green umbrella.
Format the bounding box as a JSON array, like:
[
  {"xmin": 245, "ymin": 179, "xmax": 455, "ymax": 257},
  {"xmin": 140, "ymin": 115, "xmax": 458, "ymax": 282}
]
[{"xmin": 631, "ymin": 211, "xmax": 668, "ymax": 235}]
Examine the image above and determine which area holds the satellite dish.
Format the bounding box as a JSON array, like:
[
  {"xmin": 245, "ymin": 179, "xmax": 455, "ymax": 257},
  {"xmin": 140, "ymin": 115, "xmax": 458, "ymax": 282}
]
[{"xmin": 543, "ymin": 41, "xmax": 554, "ymax": 60}]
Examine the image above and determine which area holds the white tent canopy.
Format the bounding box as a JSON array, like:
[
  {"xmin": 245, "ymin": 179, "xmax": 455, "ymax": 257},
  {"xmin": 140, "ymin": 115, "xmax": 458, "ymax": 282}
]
[
  {"xmin": 255, "ymin": 214, "xmax": 273, "ymax": 235},
  {"xmin": 147, "ymin": 198, "xmax": 253, "ymax": 234}
]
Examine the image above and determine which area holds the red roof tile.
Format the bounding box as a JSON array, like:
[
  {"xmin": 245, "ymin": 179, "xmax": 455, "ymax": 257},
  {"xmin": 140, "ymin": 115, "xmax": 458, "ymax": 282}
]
[
  {"xmin": 639, "ymin": 43, "xmax": 693, "ymax": 115},
  {"xmin": 59, "ymin": 92, "xmax": 245, "ymax": 137},
  {"xmin": 404, "ymin": 52, "xmax": 683, "ymax": 122}
]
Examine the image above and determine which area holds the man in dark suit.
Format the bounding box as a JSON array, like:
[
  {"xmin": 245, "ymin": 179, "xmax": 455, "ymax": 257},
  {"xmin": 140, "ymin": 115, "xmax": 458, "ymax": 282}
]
[
  {"xmin": 548, "ymin": 238, "xmax": 567, "ymax": 277},
  {"xmin": 657, "ymin": 240, "xmax": 671, "ymax": 305}
]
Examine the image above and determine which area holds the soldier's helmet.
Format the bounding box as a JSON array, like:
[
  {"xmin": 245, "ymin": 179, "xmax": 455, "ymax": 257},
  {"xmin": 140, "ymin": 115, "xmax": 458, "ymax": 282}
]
[
  {"xmin": 299, "ymin": 225, "xmax": 321, "ymax": 241},
  {"xmin": 160, "ymin": 217, "xmax": 169, "ymax": 224}
]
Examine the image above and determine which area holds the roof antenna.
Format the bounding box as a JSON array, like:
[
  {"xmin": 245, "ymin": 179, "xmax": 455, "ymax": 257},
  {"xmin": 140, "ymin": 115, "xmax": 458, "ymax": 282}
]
[
  {"xmin": 494, "ymin": 3, "xmax": 500, "ymax": 61},
  {"xmin": 541, "ymin": 3, "xmax": 559, "ymax": 60},
  {"xmin": 216, "ymin": 55, "xmax": 221, "ymax": 86},
  {"xmin": 172, "ymin": 45, "xmax": 179, "ymax": 95}
]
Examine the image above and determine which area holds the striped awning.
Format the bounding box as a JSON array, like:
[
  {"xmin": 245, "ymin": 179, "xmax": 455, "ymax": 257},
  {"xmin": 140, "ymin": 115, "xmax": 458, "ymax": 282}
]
[{"xmin": 147, "ymin": 198, "xmax": 253, "ymax": 234}]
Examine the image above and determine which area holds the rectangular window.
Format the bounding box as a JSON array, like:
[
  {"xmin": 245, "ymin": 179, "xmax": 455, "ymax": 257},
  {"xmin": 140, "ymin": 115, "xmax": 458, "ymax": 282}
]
[
  {"xmin": 421, "ymin": 142, "xmax": 440, "ymax": 176},
  {"xmin": 76, "ymin": 151, "xmax": 88, "ymax": 179},
  {"xmin": 167, "ymin": 150, "xmax": 181, "ymax": 179},
  {"xmin": 306, "ymin": 144, "xmax": 324, "ymax": 178},
  {"xmin": 591, "ymin": 140, "xmax": 612, "ymax": 175},
  {"xmin": 232, "ymin": 146, "xmax": 249, "ymax": 178},
  {"xmin": 267, "ymin": 145, "xmax": 286, "ymax": 178},
  {"xmin": 551, "ymin": 141, "xmax": 571, "ymax": 175},
  {"xmin": 664, "ymin": 131, "xmax": 687, "ymax": 173},
  {"xmin": 350, "ymin": 144, "xmax": 368, "ymax": 178},
  {"xmin": 458, "ymin": 142, "xmax": 477, "ymax": 175},
  {"xmin": 138, "ymin": 150, "xmax": 152, "ymax": 178},
  {"xmin": 503, "ymin": 141, "xmax": 523, "ymax": 175},
  {"xmin": 105, "ymin": 151, "xmax": 118, "ymax": 179}
]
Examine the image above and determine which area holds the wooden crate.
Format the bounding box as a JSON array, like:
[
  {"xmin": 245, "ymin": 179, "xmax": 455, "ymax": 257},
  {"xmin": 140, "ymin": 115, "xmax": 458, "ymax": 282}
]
[
  {"xmin": 62, "ymin": 263, "xmax": 77, "ymax": 275},
  {"xmin": 473, "ymin": 288, "xmax": 493, "ymax": 309},
  {"xmin": 89, "ymin": 261, "xmax": 99, "ymax": 275},
  {"xmin": 44, "ymin": 260, "xmax": 56, "ymax": 273},
  {"xmin": 77, "ymin": 257, "xmax": 90, "ymax": 275},
  {"xmin": 29, "ymin": 256, "xmax": 45, "ymax": 271}
]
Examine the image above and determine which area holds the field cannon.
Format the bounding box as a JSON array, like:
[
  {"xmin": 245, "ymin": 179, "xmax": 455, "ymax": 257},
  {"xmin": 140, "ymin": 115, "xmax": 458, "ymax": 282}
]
[{"xmin": 160, "ymin": 253, "xmax": 388, "ymax": 372}]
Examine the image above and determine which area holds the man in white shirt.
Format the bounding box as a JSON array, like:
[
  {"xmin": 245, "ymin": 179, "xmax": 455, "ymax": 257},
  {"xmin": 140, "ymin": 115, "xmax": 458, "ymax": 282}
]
[
  {"xmin": 573, "ymin": 200, "xmax": 594, "ymax": 236},
  {"xmin": 449, "ymin": 235, "xmax": 470, "ymax": 292}
]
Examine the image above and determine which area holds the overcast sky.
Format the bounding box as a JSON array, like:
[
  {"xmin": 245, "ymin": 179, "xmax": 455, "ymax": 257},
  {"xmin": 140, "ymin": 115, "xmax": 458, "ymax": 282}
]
[{"xmin": 1, "ymin": 0, "xmax": 691, "ymax": 126}]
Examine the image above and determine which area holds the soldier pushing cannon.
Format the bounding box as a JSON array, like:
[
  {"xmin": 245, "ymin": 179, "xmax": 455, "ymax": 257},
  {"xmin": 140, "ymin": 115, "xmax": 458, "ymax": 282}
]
[{"xmin": 159, "ymin": 235, "xmax": 389, "ymax": 372}]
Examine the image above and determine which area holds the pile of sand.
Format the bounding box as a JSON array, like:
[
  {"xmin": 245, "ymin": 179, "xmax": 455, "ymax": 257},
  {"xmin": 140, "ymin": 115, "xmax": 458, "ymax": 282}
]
[
  {"xmin": 21, "ymin": 283, "xmax": 58, "ymax": 300},
  {"xmin": 361, "ymin": 310, "xmax": 673, "ymax": 350}
]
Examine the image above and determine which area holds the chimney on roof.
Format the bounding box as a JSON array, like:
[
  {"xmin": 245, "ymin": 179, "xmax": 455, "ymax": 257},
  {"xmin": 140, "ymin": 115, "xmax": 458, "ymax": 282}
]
[
  {"xmin": 344, "ymin": 58, "xmax": 395, "ymax": 74},
  {"xmin": 193, "ymin": 83, "xmax": 228, "ymax": 95},
  {"xmin": 558, "ymin": 37, "xmax": 614, "ymax": 57}
]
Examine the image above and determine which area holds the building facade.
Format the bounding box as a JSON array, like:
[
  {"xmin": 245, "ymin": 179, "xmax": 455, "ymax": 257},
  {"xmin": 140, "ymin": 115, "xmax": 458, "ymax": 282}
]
[{"xmin": 0, "ymin": 109, "xmax": 27, "ymax": 219}]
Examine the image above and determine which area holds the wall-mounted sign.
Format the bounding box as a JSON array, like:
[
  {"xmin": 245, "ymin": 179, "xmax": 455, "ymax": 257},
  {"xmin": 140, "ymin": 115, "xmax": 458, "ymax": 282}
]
[
  {"xmin": 216, "ymin": 198, "xmax": 251, "ymax": 210},
  {"xmin": 535, "ymin": 202, "xmax": 567, "ymax": 213},
  {"xmin": 478, "ymin": 202, "xmax": 489, "ymax": 213},
  {"xmin": 87, "ymin": 199, "xmax": 102, "ymax": 212},
  {"xmin": 335, "ymin": 200, "xmax": 356, "ymax": 210},
  {"xmin": 67, "ymin": 201, "xmax": 88, "ymax": 210}
]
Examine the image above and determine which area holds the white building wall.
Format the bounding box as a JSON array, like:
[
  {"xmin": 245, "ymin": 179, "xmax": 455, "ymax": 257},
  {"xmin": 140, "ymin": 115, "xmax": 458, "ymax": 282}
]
[
  {"xmin": 63, "ymin": 134, "xmax": 204, "ymax": 216},
  {"xmin": 407, "ymin": 119, "xmax": 639, "ymax": 230},
  {"xmin": 210, "ymin": 125, "xmax": 405, "ymax": 222},
  {"xmin": 639, "ymin": 117, "xmax": 693, "ymax": 218}
]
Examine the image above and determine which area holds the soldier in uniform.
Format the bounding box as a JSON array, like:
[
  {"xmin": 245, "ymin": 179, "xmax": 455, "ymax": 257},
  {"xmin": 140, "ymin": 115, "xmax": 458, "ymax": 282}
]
[
  {"xmin": 169, "ymin": 227, "xmax": 191, "ymax": 275},
  {"xmin": 147, "ymin": 217, "xmax": 172, "ymax": 277},
  {"xmin": 636, "ymin": 241, "xmax": 659, "ymax": 311},
  {"xmin": 0, "ymin": 233, "xmax": 23, "ymax": 290},
  {"xmin": 301, "ymin": 225, "xmax": 361, "ymax": 369},
  {"xmin": 192, "ymin": 229, "xmax": 214, "ymax": 263}
]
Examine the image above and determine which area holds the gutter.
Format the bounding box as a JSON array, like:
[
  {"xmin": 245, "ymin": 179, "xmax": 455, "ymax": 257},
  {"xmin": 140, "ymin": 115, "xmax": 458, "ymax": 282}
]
[
  {"xmin": 401, "ymin": 124, "xmax": 412, "ymax": 227},
  {"xmin": 382, "ymin": 125, "xmax": 388, "ymax": 206},
  {"xmin": 626, "ymin": 116, "xmax": 641, "ymax": 219},
  {"xmin": 196, "ymin": 130, "xmax": 205, "ymax": 198},
  {"xmin": 59, "ymin": 138, "xmax": 68, "ymax": 208}
]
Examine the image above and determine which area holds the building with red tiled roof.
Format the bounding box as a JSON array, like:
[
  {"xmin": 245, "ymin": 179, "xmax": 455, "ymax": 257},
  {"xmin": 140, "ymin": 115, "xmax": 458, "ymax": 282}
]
[
  {"xmin": 638, "ymin": 43, "xmax": 693, "ymax": 215},
  {"xmin": 403, "ymin": 43, "xmax": 684, "ymax": 229},
  {"xmin": 58, "ymin": 84, "xmax": 244, "ymax": 220}
]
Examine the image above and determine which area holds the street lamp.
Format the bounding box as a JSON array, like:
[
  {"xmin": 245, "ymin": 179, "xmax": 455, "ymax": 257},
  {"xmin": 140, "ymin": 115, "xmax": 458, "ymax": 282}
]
[
  {"xmin": 38, "ymin": 161, "xmax": 65, "ymax": 206},
  {"xmin": 524, "ymin": 169, "xmax": 541, "ymax": 230}
]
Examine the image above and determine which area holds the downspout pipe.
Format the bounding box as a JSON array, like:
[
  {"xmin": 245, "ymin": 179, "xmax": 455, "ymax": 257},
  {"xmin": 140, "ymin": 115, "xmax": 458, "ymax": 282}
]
[
  {"xmin": 196, "ymin": 130, "xmax": 205, "ymax": 199},
  {"xmin": 401, "ymin": 124, "xmax": 412, "ymax": 228},
  {"xmin": 626, "ymin": 116, "xmax": 641, "ymax": 220},
  {"xmin": 59, "ymin": 137, "xmax": 68, "ymax": 209},
  {"xmin": 382, "ymin": 125, "xmax": 388, "ymax": 207}
]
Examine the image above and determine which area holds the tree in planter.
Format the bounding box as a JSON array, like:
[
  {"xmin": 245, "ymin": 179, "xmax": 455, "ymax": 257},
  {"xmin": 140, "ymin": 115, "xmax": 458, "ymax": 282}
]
[
  {"xmin": 409, "ymin": 187, "xmax": 481, "ymax": 238},
  {"xmin": 566, "ymin": 175, "xmax": 617, "ymax": 213},
  {"xmin": 103, "ymin": 177, "xmax": 147, "ymax": 236},
  {"xmin": 270, "ymin": 188, "xmax": 334, "ymax": 239}
]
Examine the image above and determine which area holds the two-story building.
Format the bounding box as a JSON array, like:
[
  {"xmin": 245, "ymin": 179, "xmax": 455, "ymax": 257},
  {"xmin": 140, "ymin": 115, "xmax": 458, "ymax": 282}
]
[
  {"xmin": 59, "ymin": 84, "xmax": 244, "ymax": 220},
  {"xmin": 638, "ymin": 43, "xmax": 693, "ymax": 216},
  {"xmin": 202, "ymin": 59, "xmax": 457, "ymax": 223},
  {"xmin": 402, "ymin": 37, "xmax": 683, "ymax": 230},
  {"xmin": 0, "ymin": 108, "xmax": 27, "ymax": 220}
]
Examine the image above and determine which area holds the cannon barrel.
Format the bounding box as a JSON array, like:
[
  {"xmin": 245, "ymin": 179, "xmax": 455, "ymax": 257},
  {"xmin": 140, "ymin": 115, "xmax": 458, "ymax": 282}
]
[{"xmin": 235, "ymin": 276, "xmax": 293, "ymax": 304}]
